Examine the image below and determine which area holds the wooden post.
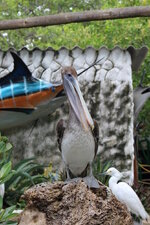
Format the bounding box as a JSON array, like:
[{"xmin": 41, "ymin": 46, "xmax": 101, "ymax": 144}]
[{"xmin": 0, "ymin": 6, "xmax": 150, "ymax": 30}]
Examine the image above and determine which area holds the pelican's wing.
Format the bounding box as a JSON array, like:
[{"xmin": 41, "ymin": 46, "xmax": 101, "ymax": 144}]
[
  {"xmin": 134, "ymin": 86, "xmax": 150, "ymax": 122},
  {"xmin": 56, "ymin": 119, "xmax": 66, "ymax": 152},
  {"xmin": 92, "ymin": 120, "xmax": 99, "ymax": 157},
  {"xmin": 142, "ymin": 87, "xmax": 150, "ymax": 94}
]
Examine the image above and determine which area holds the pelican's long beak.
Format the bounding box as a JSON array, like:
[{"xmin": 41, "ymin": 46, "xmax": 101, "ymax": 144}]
[{"xmin": 63, "ymin": 74, "xmax": 94, "ymax": 131}]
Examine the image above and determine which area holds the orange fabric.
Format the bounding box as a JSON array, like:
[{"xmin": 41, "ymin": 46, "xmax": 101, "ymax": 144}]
[{"xmin": 0, "ymin": 85, "xmax": 63, "ymax": 109}]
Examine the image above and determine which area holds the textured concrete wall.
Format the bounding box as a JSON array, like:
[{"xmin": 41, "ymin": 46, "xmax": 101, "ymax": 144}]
[{"xmin": 0, "ymin": 46, "xmax": 136, "ymax": 178}]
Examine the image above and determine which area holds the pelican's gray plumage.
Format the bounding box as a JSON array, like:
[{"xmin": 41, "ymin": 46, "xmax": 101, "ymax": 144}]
[
  {"xmin": 56, "ymin": 67, "xmax": 99, "ymax": 188},
  {"xmin": 133, "ymin": 85, "xmax": 150, "ymax": 123}
]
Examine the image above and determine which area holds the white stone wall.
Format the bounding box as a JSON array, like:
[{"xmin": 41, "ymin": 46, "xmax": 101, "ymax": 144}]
[{"xmin": 0, "ymin": 46, "xmax": 139, "ymax": 178}]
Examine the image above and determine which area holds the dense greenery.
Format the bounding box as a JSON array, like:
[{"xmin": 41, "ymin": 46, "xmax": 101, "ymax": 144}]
[
  {"xmin": 0, "ymin": 134, "xmax": 49, "ymax": 224},
  {"xmin": 0, "ymin": 0, "xmax": 149, "ymax": 55},
  {"xmin": 93, "ymin": 155, "xmax": 112, "ymax": 186},
  {"xmin": 0, "ymin": 133, "xmax": 64, "ymax": 223}
]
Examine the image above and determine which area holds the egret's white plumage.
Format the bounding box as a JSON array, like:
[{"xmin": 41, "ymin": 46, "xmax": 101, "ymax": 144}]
[{"xmin": 106, "ymin": 167, "xmax": 149, "ymax": 220}]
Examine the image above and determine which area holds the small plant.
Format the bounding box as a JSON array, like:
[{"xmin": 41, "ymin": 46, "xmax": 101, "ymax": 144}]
[
  {"xmin": 93, "ymin": 155, "xmax": 112, "ymax": 186},
  {"xmin": 0, "ymin": 134, "xmax": 13, "ymax": 168},
  {"xmin": 0, "ymin": 135, "xmax": 19, "ymax": 224},
  {"xmin": 0, "ymin": 162, "xmax": 14, "ymax": 187},
  {"xmin": 0, "ymin": 133, "xmax": 49, "ymax": 224},
  {"xmin": 138, "ymin": 137, "xmax": 150, "ymax": 183},
  {"xmin": 0, "ymin": 196, "xmax": 18, "ymax": 225},
  {"xmin": 5, "ymin": 158, "xmax": 48, "ymax": 207},
  {"xmin": 44, "ymin": 163, "xmax": 61, "ymax": 183}
]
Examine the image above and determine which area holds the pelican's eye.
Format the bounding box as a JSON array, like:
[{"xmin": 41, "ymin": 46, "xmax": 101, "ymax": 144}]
[{"xmin": 68, "ymin": 74, "xmax": 72, "ymax": 77}]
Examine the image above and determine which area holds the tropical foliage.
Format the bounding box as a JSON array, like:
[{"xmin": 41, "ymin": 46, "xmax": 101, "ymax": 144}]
[
  {"xmin": 0, "ymin": 0, "xmax": 149, "ymax": 54},
  {"xmin": 0, "ymin": 134, "xmax": 49, "ymax": 224},
  {"xmin": 93, "ymin": 155, "xmax": 112, "ymax": 186},
  {"xmin": 5, "ymin": 158, "xmax": 47, "ymax": 207},
  {"xmin": 0, "ymin": 199, "xmax": 18, "ymax": 225}
]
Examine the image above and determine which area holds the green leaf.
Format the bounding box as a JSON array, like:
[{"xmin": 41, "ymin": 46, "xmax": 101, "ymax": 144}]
[
  {"xmin": 0, "ymin": 209, "xmax": 5, "ymax": 220},
  {"xmin": 0, "ymin": 142, "xmax": 6, "ymax": 153},
  {"xmin": 4, "ymin": 222, "xmax": 18, "ymax": 225},
  {"xmin": 0, "ymin": 172, "xmax": 14, "ymax": 184},
  {"xmin": 2, "ymin": 206, "xmax": 16, "ymax": 220},
  {"xmin": 0, "ymin": 162, "xmax": 11, "ymax": 180},
  {"xmin": 0, "ymin": 196, "xmax": 3, "ymax": 210},
  {"xmin": 5, "ymin": 144, "xmax": 12, "ymax": 152}
]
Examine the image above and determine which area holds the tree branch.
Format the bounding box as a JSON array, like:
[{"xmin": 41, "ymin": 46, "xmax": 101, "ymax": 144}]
[{"xmin": 0, "ymin": 6, "xmax": 150, "ymax": 30}]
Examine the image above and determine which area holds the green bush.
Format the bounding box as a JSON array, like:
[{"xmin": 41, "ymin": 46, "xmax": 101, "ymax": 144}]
[
  {"xmin": 5, "ymin": 158, "xmax": 48, "ymax": 207},
  {"xmin": 0, "ymin": 134, "xmax": 49, "ymax": 224},
  {"xmin": 93, "ymin": 155, "xmax": 112, "ymax": 186},
  {"xmin": 0, "ymin": 134, "xmax": 13, "ymax": 169},
  {"xmin": 0, "ymin": 197, "xmax": 18, "ymax": 225}
]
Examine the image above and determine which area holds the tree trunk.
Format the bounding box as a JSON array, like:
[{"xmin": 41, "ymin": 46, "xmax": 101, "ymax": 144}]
[{"xmin": 19, "ymin": 180, "xmax": 133, "ymax": 225}]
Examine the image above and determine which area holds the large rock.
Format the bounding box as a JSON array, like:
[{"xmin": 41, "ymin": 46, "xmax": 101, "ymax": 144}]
[{"xmin": 19, "ymin": 180, "xmax": 132, "ymax": 225}]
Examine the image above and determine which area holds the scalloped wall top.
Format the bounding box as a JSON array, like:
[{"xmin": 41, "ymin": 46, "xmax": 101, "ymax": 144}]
[{"xmin": 0, "ymin": 45, "xmax": 148, "ymax": 69}]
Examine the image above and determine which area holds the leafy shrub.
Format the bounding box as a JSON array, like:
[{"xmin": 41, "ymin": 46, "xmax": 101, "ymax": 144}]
[
  {"xmin": 0, "ymin": 134, "xmax": 49, "ymax": 224},
  {"xmin": 44, "ymin": 163, "xmax": 61, "ymax": 183},
  {"xmin": 0, "ymin": 196, "xmax": 18, "ymax": 225},
  {"xmin": 0, "ymin": 134, "xmax": 13, "ymax": 169},
  {"xmin": 5, "ymin": 158, "xmax": 48, "ymax": 207},
  {"xmin": 138, "ymin": 137, "xmax": 150, "ymax": 184},
  {"xmin": 0, "ymin": 135, "xmax": 19, "ymax": 224},
  {"xmin": 93, "ymin": 155, "xmax": 112, "ymax": 186}
]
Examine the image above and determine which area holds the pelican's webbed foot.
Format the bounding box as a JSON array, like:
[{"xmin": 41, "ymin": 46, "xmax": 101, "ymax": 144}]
[
  {"xmin": 83, "ymin": 176, "xmax": 100, "ymax": 189},
  {"xmin": 83, "ymin": 162, "xmax": 100, "ymax": 188}
]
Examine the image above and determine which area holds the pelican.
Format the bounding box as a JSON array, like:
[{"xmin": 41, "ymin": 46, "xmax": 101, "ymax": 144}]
[{"xmin": 56, "ymin": 67, "xmax": 99, "ymax": 188}]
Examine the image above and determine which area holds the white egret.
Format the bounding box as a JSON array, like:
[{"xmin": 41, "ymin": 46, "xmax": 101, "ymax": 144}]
[{"xmin": 105, "ymin": 167, "xmax": 149, "ymax": 221}]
